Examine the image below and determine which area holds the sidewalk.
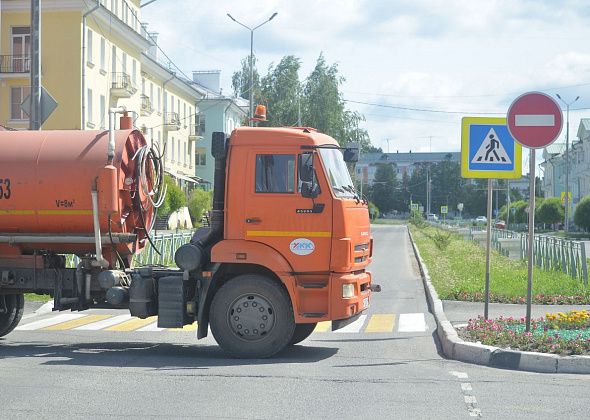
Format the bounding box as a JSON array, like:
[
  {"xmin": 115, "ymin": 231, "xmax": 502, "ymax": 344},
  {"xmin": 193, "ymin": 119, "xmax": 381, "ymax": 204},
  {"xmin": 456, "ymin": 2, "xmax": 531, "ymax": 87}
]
[{"xmin": 443, "ymin": 301, "xmax": 590, "ymax": 325}]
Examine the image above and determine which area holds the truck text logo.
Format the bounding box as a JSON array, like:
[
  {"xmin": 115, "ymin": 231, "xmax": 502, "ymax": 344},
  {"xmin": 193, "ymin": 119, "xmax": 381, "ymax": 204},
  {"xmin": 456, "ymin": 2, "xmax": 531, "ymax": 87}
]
[
  {"xmin": 55, "ymin": 199, "xmax": 75, "ymax": 208},
  {"xmin": 290, "ymin": 238, "xmax": 315, "ymax": 256}
]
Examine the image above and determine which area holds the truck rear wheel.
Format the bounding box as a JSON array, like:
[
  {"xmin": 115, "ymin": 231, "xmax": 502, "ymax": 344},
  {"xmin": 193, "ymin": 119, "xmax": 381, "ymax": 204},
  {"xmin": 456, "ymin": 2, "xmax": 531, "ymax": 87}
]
[
  {"xmin": 0, "ymin": 294, "xmax": 25, "ymax": 337},
  {"xmin": 289, "ymin": 323, "xmax": 317, "ymax": 345},
  {"xmin": 210, "ymin": 275, "xmax": 295, "ymax": 358}
]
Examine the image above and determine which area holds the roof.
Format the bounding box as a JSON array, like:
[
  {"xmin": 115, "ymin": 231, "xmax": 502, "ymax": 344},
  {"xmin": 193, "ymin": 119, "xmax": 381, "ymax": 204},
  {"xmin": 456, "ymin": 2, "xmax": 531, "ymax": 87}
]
[
  {"xmin": 544, "ymin": 142, "xmax": 566, "ymax": 155},
  {"xmin": 231, "ymin": 126, "xmax": 337, "ymax": 148},
  {"xmin": 578, "ymin": 118, "xmax": 590, "ymax": 140},
  {"xmin": 358, "ymin": 151, "xmax": 460, "ymax": 165}
]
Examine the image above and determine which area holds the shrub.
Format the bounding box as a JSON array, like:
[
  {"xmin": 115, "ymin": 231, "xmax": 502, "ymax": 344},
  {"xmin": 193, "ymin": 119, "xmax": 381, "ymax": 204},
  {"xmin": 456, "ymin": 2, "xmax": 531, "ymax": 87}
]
[
  {"xmin": 431, "ymin": 230, "xmax": 451, "ymax": 250},
  {"xmin": 409, "ymin": 209, "xmax": 425, "ymax": 227},
  {"xmin": 188, "ymin": 189, "xmax": 213, "ymax": 223},
  {"xmin": 368, "ymin": 202, "xmax": 380, "ymax": 220},
  {"xmin": 574, "ymin": 195, "xmax": 590, "ymax": 231},
  {"xmin": 159, "ymin": 175, "xmax": 186, "ymax": 216},
  {"xmin": 536, "ymin": 197, "xmax": 564, "ymax": 226}
]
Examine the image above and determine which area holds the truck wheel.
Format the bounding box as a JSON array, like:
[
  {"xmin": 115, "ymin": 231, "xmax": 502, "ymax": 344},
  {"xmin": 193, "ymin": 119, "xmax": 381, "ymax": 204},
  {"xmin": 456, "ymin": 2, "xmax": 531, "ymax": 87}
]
[
  {"xmin": 210, "ymin": 275, "xmax": 295, "ymax": 358},
  {"xmin": 289, "ymin": 323, "xmax": 317, "ymax": 345},
  {"xmin": 0, "ymin": 294, "xmax": 25, "ymax": 338}
]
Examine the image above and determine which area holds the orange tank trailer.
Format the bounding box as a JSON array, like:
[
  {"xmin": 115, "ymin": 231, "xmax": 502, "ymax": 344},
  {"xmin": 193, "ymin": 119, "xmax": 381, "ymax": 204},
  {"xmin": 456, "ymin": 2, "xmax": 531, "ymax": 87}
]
[{"xmin": 0, "ymin": 127, "xmax": 153, "ymax": 263}]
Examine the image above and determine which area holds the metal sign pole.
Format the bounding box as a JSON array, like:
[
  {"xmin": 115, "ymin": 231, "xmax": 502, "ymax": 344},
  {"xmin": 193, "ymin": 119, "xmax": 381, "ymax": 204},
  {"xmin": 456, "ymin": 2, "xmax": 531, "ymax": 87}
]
[
  {"xmin": 484, "ymin": 178, "xmax": 493, "ymax": 320},
  {"xmin": 526, "ymin": 150, "xmax": 536, "ymax": 332}
]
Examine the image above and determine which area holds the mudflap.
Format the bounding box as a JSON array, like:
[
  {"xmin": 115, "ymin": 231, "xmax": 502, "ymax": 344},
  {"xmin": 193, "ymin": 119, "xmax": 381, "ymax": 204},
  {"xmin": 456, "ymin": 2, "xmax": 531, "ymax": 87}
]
[
  {"xmin": 196, "ymin": 275, "xmax": 213, "ymax": 339},
  {"xmin": 331, "ymin": 312, "xmax": 362, "ymax": 332}
]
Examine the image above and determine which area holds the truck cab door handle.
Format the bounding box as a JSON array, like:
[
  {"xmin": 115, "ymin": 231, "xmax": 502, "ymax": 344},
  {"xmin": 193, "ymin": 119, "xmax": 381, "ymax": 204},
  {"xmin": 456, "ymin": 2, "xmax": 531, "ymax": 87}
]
[{"xmin": 246, "ymin": 217, "xmax": 262, "ymax": 224}]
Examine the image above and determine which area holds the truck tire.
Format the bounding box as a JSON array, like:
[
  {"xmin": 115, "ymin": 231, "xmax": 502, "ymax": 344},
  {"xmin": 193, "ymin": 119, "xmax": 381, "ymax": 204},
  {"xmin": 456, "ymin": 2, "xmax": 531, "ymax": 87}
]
[
  {"xmin": 289, "ymin": 323, "xmax": 317, "ymax": 345},
  {"xmin": 210, "ymin": 275, "xmax": 295, "ymax": 358},
  {"xmin": 0, "ymin": 294, "xmax": 25, "ymax": 338}
]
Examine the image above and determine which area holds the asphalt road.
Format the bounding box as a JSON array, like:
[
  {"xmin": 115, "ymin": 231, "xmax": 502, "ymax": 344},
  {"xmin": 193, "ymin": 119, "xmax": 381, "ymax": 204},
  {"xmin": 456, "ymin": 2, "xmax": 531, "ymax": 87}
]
[{"xmin": 2, "ymin": 224, "xmax": 590, "ymax": 419}]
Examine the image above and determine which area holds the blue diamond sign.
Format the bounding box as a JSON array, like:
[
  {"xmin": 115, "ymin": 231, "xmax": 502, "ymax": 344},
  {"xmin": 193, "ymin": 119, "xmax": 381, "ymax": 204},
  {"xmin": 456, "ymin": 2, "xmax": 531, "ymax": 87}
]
[{"xmin": 461, "ymin": 117, "xmax": 522, "ymax": 179}]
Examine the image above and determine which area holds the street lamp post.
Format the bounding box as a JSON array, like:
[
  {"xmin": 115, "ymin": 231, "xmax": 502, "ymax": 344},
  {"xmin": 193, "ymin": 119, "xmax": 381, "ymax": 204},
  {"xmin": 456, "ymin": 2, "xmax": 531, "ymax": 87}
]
[
  {"xmin": 556, "ymin": 94, "xmax": 580, "ymax": 232},
  {"xmin": 227, "ymin": 12, "xmax": 278, "ymax": 126}
]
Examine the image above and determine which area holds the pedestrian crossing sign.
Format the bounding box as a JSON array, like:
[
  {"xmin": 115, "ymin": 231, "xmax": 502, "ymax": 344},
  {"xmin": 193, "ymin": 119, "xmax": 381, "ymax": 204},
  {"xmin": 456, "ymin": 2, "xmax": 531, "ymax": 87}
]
[{"xmin": 461, "ymin": 117, "xmax": 522, "ymax": 179}]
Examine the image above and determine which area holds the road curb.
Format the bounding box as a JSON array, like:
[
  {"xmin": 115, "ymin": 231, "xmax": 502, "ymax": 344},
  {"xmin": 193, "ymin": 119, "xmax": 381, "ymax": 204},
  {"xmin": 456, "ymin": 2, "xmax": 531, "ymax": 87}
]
[{"xmin": 407, "ymin": 225, "xmax": 590, "ymax": 374}]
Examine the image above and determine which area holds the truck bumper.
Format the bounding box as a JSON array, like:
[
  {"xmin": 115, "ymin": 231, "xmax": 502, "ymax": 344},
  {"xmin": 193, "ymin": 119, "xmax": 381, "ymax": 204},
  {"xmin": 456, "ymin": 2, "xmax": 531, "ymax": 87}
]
[{"xmin": 330, "ymin": 270, "xmax": 372, "ymax": 327}]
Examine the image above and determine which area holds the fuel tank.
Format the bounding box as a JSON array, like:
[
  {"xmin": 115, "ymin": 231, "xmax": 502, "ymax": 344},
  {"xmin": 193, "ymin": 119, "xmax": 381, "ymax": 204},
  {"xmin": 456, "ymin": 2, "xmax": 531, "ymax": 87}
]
[{"xmin": 0, "ymin": 129, "xmax": 155, "ymax": 259}]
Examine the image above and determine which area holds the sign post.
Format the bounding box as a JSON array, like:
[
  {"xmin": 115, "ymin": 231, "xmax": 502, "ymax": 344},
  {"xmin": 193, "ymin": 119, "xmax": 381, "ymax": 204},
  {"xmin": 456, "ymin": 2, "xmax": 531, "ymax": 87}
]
[
  {"xmin": 461, "ymin": 117, "xmax": 522, "ymax": 319},
  {"xmin": 440, "ymin": 205, "xmax": 448, "ymax": 222},
  {"xmin": 507, "ymin": 92, "xmax": 563, "ymax": 332}
]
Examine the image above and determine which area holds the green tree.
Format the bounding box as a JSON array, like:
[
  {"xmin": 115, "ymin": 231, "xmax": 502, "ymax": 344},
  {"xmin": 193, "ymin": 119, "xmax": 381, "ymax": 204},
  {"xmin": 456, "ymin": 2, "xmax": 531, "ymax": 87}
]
[
  {"xmin": 535, "ymin": 197, "xmax": 564, "ymax": 226},
  {"xmin": 574, "ymin": 195, "xmax": 590, "ymax": 231},
  {"xmin": 231, "ymin": 55, "xmax": 262, "ymax": 102},
  {"xmin": 159, "ymin": 175, "xmax": 186, "ymax": 216},
  {"xmin": 260, "ymin": 55, "xmax": 301, "ymax": 126},
  {"xmin": 370, "ymin": 164, "xmax": 397, "ymax": 214},
  {"xmin": 187, "ymin": 189, "xmax": 213, "ymax": 224}
]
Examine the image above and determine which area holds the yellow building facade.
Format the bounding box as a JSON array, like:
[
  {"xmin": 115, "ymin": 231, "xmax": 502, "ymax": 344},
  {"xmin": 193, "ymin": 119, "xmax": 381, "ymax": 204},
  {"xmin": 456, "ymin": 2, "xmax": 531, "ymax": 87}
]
[{"xmin": 0, "ymin": 0, "xmax": 203, "ymax": 184}]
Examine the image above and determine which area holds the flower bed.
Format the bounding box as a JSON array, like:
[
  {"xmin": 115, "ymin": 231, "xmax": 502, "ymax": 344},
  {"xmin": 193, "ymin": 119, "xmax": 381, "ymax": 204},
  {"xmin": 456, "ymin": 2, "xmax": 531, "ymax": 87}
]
[{"xmin": 459, "ymin": 310, "xmax": 590, "ymax": 355}]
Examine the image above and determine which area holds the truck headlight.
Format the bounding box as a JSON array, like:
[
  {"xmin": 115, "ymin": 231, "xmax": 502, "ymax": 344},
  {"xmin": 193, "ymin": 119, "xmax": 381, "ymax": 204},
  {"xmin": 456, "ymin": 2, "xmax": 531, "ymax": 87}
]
[{"xmin": 342, "ymin": 284, "xmax": 355, "ymax": 298}]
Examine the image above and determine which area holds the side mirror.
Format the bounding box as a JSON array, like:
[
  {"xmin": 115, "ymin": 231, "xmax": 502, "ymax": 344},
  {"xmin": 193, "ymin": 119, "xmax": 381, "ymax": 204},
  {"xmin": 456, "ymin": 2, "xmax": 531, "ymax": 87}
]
[
  {"xmin": 301, "ymin": 182, "xmax": 319, "ymax": 199},
  {"xmin": 343, "ymin": 147, "xmax": 359, "ymax": 163},
  {"xmin": 211, "ymin": 132, "xmax": 227, "ymax": 159}
]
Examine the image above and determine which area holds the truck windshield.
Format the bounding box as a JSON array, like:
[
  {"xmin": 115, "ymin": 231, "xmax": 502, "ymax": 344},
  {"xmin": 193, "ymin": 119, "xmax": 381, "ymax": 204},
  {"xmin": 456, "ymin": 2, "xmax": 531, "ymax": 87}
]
[{"xmin": 318, "ymin": 148, "xmax": 355, "ymax": 198}]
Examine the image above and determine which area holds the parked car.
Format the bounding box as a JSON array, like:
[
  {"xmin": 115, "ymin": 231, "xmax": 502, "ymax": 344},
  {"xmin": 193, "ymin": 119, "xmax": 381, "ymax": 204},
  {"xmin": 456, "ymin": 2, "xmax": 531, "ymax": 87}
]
[
  {"xmin": 494, "ymin": 220, "xmax": 506, "ymax": 229},
  {"xmin": 427, "ymin": 213, "xmax": 438, "ymax": 221},
  {"xmin": 475, "ymin": 216, "xmax": 487, "ymax": 223}
]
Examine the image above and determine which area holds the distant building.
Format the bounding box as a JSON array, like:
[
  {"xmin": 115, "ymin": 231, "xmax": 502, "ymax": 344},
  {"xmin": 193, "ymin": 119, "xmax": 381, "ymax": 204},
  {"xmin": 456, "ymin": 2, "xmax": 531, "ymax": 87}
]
[
  {"xmin": 540, "ymin": 118, "xmax": 590, "ymax": 205},
  {"xmin": 355, "ymin": 151, "xmax": 461, "ymax": 186}
]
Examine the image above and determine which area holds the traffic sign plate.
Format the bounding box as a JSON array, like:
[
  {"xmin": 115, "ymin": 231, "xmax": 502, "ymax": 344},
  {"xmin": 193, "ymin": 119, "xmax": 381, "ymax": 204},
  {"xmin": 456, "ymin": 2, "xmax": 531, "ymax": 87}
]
[
  {"xmin": 461, "ymin": 117, "xmax": 522, "ymax": 179},
  {"xmin": 507, "ymin": 92, "xmax": 563, "ymax": 149},
  {"xmin": 441, "ymin": 205, "xmax": 448, "ymax": 214}
]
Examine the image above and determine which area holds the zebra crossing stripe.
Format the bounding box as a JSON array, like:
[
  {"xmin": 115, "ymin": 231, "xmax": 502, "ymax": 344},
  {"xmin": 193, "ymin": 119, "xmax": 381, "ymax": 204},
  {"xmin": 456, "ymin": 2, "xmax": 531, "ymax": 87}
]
[
  {"xmin": 314, "ymin": 321, "xmax": 331, "ymax": 332},
  {"xmin": 365, "ymin": 314, "xmax": 396, "ymax": 333},
  {"xmin": 43, "ymin": 314, "xmax": 112, "ymax": 331},
  {"xmin": 105, "ymin": 316, "xmax": 158, "ymax": 332},
  {"xmin": 398, "ymin": 313, "xmax": 427, "ymax": 332},
  {"xmin": 74, "ymin": 315, "xmax": 132, "ymax": 331},
  {"xmin": 15, "ymin": 313, "xmax": 86, "ymax": 331}
]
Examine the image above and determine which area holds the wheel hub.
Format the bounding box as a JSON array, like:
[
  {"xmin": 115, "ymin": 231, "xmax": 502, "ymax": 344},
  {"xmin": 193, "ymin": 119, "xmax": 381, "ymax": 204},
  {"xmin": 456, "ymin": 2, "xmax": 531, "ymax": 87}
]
[{"xmin": 228, "ymin": 293, "xmax": 275, "ymax": 341}]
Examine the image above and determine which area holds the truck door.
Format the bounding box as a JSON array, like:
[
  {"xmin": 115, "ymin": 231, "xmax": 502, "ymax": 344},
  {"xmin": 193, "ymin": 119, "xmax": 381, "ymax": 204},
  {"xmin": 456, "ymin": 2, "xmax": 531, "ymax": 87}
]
[{"xmin": 243, "ymin": 149, "xmax": 332, "ymax": 273}]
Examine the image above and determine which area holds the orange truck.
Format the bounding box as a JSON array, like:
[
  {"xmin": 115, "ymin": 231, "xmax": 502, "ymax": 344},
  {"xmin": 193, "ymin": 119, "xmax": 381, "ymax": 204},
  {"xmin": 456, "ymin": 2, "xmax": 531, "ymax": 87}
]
[{"xmin": 0, "ymin": 119, "xmax": 377, "ymax": 358}]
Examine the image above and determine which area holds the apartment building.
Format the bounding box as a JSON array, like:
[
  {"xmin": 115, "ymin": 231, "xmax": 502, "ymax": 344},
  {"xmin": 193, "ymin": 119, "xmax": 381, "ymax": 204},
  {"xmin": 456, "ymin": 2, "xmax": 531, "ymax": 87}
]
[{"xmin": 0, "ymin": 0, "xmax": 204, "ymax": 186}]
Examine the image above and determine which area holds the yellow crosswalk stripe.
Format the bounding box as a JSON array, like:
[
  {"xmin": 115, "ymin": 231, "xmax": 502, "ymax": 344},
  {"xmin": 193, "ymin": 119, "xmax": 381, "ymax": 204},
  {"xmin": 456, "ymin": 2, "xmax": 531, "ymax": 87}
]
[
  {"xmin": 168, "ymin": 322, "xmax": 198, "ymax": 332},
  {"xmin": 105, "ymin": 316, "xmax": 158, "ymax": 331},
  {"xmin": 314, "ymin": 321, "xmax": 331, "ymax": 332},
  {"xmin": 364, "ymin": 314, "xmax": 396, "ymax": 333},
  {"xmin": 42, "ymin": 315, "xmax": 112, "ymax": 331}
]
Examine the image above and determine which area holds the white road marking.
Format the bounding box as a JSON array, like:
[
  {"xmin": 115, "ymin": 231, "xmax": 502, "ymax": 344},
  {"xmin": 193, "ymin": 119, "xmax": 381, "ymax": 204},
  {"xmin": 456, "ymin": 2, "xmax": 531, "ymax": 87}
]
[
  {"xmin": 334, "ymin": 315, "xmax": 367, "ymax": 333},
  {"xmin": 515, "ymin": 114, "xmax": 555, "ymax": 126},
  {"xmin": 464, "ymin": 396, "xmax": 477, "ymax": 404},
  {"xmin": 461, "ymin": 383, "xmax": 473, "ymax": 392},
  {"xmin": 74, "ymin": 314, "xmax": 132, "ymax": 330},
  {"xmin": 397, "ymin": 313, "xmax": 427, "ymax": 332},
  {"xmin": 469, "ymin": 408, "xmax": 482, "ymax": 417},
  {"xmin": 15, "ymin": 313, "xmax": 86, "ymax": 331},
  {"xmin": 450, "ymin": 371, "xmax": 469, "ymax": 379},
  {"xmin": 137, "ymin": 322, "xmax": 165, "ymax": 332}
]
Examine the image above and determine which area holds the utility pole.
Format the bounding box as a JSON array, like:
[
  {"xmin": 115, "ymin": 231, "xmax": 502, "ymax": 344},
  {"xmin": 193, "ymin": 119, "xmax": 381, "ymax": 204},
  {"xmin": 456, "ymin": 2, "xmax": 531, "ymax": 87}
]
[
  {"xmin": 506, "ymin": 180, "xmax": 511, "ymax": 228},
  {"xmin": 29, "ymin": 0, "xmax": 42, "ymax": 130},
  {"xmin": 426, "ymin": 165, "xmax": 431, "ymax": 214}
]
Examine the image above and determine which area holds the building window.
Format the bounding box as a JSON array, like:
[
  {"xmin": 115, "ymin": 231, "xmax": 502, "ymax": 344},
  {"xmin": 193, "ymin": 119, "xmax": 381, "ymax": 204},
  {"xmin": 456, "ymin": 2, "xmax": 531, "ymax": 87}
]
[
  {"xmin": 157, "ymin": 87, "xmax": 161, "ymax": 112},
  {"xmin": 100, "ymin": 38, "xmax": 106, "ymax": 71},
  {"xmin": 100, "ymin": 95, "xmax": 106, "ymax": 129},
  {"xmin": 177, "ymin": 139, "xmax": 180, "ymax": 163},
  {"xmin": 196, "ymin": 147, "xmax": 206, "ymax": 166},
  {"xmin": 171, "ymin": 137, "xmax": 175, "ymax": 162},
  {"xmin": 188, "ymin": 142, "xmax": 193, "ymax": 167},
  {"xmin": 198, "ymin": 114, "xmax": 205, "ymax": 136},
  {"xmin": 111, "ymin": 46, "xmax": 117, "ymax": 73},
  {"xmin": 255, "ymin": 155, "xmax": 295, "ymax": 193},
  {"xmin": 10, "ymin": 86, "xmax": 30, "ymax": 120},
  {"xmin": 11, "ymin": 26, "xmax": 30, "ymax": 72},
  {"xmin": 132, "ymin": 59, "xmax": 136, "ymax": 85},
  {"xmin": 87, "ymin": 29, "xmax": 93, "ymax": 64},
  {"xmin": 87, "ymin": 88, "xmax": 93, "ymax": 125}
]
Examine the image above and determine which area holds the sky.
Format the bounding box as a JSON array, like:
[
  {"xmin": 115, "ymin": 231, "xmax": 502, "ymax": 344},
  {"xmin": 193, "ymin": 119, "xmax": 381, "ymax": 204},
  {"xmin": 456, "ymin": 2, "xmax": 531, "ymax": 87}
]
[{"xmin": 141, "ymin": 0, "xmax": 590, "ymax": 167}]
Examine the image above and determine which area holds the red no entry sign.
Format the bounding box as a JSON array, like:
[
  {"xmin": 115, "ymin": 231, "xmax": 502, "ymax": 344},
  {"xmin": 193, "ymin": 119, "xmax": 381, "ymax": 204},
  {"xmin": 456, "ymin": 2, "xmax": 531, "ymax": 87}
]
[{"xmin": 507, "ymin": 92, "xmax": 563, "ymax": 149}]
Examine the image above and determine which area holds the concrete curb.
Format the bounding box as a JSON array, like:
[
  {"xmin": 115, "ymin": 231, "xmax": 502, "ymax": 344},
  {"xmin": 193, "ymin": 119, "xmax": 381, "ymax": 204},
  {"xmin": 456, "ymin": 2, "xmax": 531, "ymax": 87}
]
[{"xmin": 407, "ymin": 226, "xmax": 590, "ymax": 374}]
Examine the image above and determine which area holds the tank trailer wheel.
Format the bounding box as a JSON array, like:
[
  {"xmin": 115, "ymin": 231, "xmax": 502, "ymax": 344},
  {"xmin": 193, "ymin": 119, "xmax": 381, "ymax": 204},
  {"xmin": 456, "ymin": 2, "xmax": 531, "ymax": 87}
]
[
  {"xmin": 0, "ymin": 294, "xmax": 25, "ymax": 337},
  {"xmin": 210, "ymin": 275, "xmax": 295, "ymax": 358},
  {"xmin": 289, "ymin": 323, "xmax": 317, "ymax": 345}
]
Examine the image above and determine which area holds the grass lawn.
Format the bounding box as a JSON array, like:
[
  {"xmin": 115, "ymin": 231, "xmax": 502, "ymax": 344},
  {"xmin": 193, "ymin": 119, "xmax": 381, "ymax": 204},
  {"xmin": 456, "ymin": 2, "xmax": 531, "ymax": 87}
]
[
  {"xmin": 410, "ymin": 224, "xmax": 590, "ymax": 303},
  {"xmin": 24, "ymin": 293, "xmax": 52, "ymax": 302},
  {"xmin": 372, "ymin": 219, "xmax": 407, "ymax": 225}
]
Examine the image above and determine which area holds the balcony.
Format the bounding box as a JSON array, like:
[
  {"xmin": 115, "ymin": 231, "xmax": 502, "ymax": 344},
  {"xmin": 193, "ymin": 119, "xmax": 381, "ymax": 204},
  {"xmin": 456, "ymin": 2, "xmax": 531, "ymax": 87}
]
[
  {"xmin": 110, "ymin": 72, "xmax": 137, "ymax": 98},
  {"xmin": 140, "ymin": 94, "xmax": 154, "ymax": 116},
  {"xmin": 0, "ymin": 55, "xmax": 31, "ymax": 74},
  {"xmin": 188, "ymin": 124, "xmax": 203, "ymax": 141},
  {"xmin": 164, "ymin": 112, "xmax": 180, "ymax": 131}
]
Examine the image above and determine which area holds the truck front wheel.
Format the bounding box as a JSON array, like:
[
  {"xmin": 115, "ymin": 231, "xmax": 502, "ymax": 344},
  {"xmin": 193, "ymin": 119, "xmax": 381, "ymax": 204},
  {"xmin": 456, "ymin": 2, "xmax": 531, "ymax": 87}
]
[
  {"xmin": 0, "ymin": 294, "xmax": 25, "ymax": 337},
  {"xmin": 210, "ymin": 275, "xmax": 295, "ymax": 358}
]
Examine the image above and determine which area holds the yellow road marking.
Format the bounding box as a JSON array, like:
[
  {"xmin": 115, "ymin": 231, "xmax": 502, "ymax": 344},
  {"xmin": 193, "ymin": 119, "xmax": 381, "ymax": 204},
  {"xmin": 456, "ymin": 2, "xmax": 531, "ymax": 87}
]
[
  {"xmin": 365, "ymin": 314, "xmax": 396, "ymax": 333},
  {"xmin": 246, "ymin": 230, "xmax": 331, "ymax": 238},
  {"xmin": 105, "ymin": 316, "xmax": 158, "ymax": 331},
  {"xmin": 43, "ymin": 315, "xmax": 112, "ymax": 331},
  {"xmin": 314, "ymin": 321, "xmax": 331, "ymax": 332},
  {"xmin": 169, "ymin": 321, "xmax": 198, "ymax": 332}
]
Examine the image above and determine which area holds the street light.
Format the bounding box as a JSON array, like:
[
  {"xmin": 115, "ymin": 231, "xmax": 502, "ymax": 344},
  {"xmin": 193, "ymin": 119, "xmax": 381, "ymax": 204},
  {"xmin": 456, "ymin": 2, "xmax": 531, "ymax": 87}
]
[
  {"xmin": 227, "ymin": 12, "xmax": 278, "ymax": 126},
  {"xmin": 556, "ymin": 93, "xmax": 580, "ymax": 232}
]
